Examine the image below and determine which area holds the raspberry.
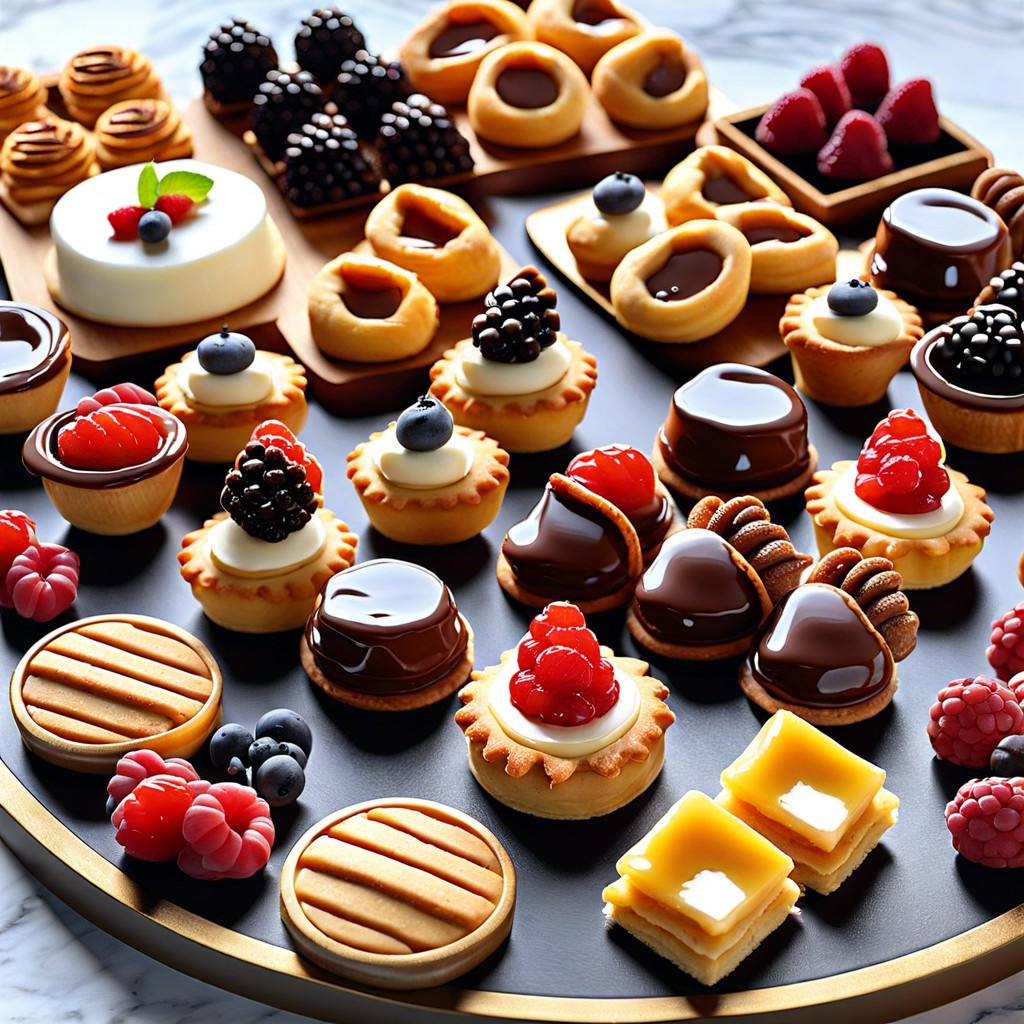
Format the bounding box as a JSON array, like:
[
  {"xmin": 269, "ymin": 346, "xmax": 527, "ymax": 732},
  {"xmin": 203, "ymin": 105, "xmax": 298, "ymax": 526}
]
[
  {"xmin": 798, "ymin": 65, "xmax": 851, "ymax": 124},
  {"xmin": 987, "ymin": 602, "xmax": 1024, "ymax": 681},
  {"xmin": 107, "ymin": 205, "xmax": 146, "ymax": 240},
  {"xmin": 112, "ymin": 775, "xmax": 198, "ymax": 861},
  {"xmin": 817, "ymin": 110, "xmax": 893, "ymax": 181},
  {"xmin": 6, "ymin": 543, "xmax": 80, "ymax": 622},
  {"xmin": 928, "ymin": 676, "xmax": 1024, "ymax": 768},
  {"xmin": 945, "ymin": 777, "xmax": 1024, "ymax": 868},
  {"xmin": 57, "ymin": 405, "xmax": 165, "ymax": 471},
  {"xmin": 107, "ymin": 749, "xmax": 201, "ymax": 809},
  {"xmin": 754, "ymin": 88, "xmax": 827, "ymax": 155},
  {"xmin": 876, "ymin": 78, "xmax": 940, "ymax": 145},
  {"xmin": 252, "ymin": 420, "xmax": 323, "ymax": 495},
  {"xmin": 529, "ymin": 601, "xmax": 586, "ymax": 639},
  {"xmin": 154, "ymin": 193, "xmax": 195, "ymax": 224},
  {"xmin": 76, "ymin": 383, "xmax": 157, "ymax": 417},
  {"xmin": 566, "ymin": 444, "xmax": 656, "ymax": 515},
  {"xmin": 534, "ymin": 646, "xmax": 594, "ymax": 698},
  {"xmin": 0, "ymin": 510, "xmax": 36, "ymax": 606},
  {"xmin": 178, "ymin": 782, "xmax": 275, "ymax": 880},
  {"xmin": 838, "ymin": 41, "xmax": 890, "ymax": 110}
]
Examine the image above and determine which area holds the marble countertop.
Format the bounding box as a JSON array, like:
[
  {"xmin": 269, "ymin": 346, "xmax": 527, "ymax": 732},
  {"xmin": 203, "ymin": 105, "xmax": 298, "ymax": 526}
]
[{"xmin": 2, "ymin": 1, "xmax": 1024, "ymax": 1022}]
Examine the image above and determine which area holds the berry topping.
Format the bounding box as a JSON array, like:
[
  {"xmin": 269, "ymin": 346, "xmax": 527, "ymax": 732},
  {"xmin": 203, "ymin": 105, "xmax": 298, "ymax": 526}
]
[
  {"xmin": 178, "ymin": 782, "xmax": 275, "ymax": 880},
  {"xmin": 377, "ymin": 94, "xmax": 474, "ymax": 186},
  {"xmin": 991, "ymin": 735, "xmax": 1024, "ymax": 777},
  {"xmin": 113, "ymin": 774, "xmax": 197, "ymax": 861},
  {"xmin": 248, "ymin": 735, "xmax": 285, "ymax": 770},
  {"xmin": 154, "ymin": 192, "xmax": 195, "ymax": 224},
  {"xmin": 6, "ymin": 543, "xmax": 79, "ymax": 622},
  {"xmin": 945, "ymin": 777, "xmax": 1024, "ymax": 868},
  {"xmin": 592, "ymin": 171, "xmax": 645, "ymax": 216},
  {"xmin": 854, "ymin": 409, "xmax": 950, "ymax": 514},
  {"xmin": 754, "ymin": 88, "xmax": 827, "ymax": 156},
  {"xmin": 137, "ymin": 209, "xmax": 172, "ymax": 244},
  {"xmin": 252, "ymin": 420, "xmax": 323, "ymax": 495},
  {"xmin": 107, "ymin": 205, "xmax": 146, "ymax": 240},
  {"xmin": 197, "ymin": 325, "xmax": 257, "ymax": 375},
  {"xmin": 798, "ymin": 65, "xmax": 852, "ymax": 124},
  {"xmin": 251, "ymin": 69, "xmax": 323, "ymax": 162},
  {"xmin": 471, "ymin": 266, "xmax": 560, "ymax": 364},
  {"xmin": 209, "ymin": 723, "xmax": 255, "ymax": 770},
  {"xmin": 200, "ymin": 18, "xmax": 278, "ymax": 108},
  {"xmin": 107, "ymin": 165, "xmax": 212, "ymax": 242},
  {"xmin": 254, "ymin": 706, "xmax": 313, "ymax": 756},
  {"xmin": 295, "ymin": 7, "xmax": 367, "ymax": 82},
  {"xmin": 566, "ymin": 444, "xmax": 656, "ymax": 515},
  {"xmin": 0, "ymin": 510, "xmax": 36, "ymax": 605},
  {"xmin": 255, "ymin": 753, "xmax": 306, "ymax": 807},
  {"xmin": 929, "ymin": 305, "xmax": 1024, "ymax": 396},
  {"xmin": 395, "ymin": 395, "xmax": 454, "ymax": 452},
  {"xmin": 57, "ymin": 405, "xmax": 166, "ymax": 471},
  {"xmin": 333, "ymin": 51, "xmax": 410, "ymax": 141},
  {"xmin": 987, "ymin": 264, "xmax": 1024, "ymax": 317},
  {"xmin": 76, "ymin": 383, "xmax": 157, "ymax": 417},
  {"xmin": 876, "ymin": 78, "xmax": 941, "ymax": 146},
  {"xmin": 827, "ymin": 279, "xmax": 878, "ymax": 316},
  {"xmin": 107, "ymin": 749, "xmax": 201, "ymax": 808},
  {"xmin": 838, "ymin": 41, "xmax": 890, "ymax": 110},
  {"xmin": 988, "ymin": 602, "xmax": 1024, "ymax": 682},
  {"xmin": 817, "ymin": 110, "xmax": 893, "ymax": 180},
  {"xmin": 928, "ymin": 676, "xmax": 1024, "ymax": 768}
]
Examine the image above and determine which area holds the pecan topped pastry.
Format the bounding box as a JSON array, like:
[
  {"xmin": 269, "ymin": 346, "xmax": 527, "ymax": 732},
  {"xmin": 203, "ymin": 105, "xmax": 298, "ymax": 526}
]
[
  {"xmin": 94, "ymin": 98, "xmax": 193, "ymax": 169},
  {"xmin": 0, "ymin": 66, "xmax": 48, "ymax": 143},
  {"xmin": 58, "ymin": 46, "xmax": 165, "ymax": 128}
]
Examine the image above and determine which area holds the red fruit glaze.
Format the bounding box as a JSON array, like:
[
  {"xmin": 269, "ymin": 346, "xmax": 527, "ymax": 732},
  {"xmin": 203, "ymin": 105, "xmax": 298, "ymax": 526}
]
[
  {"xmin": 251, "ymin": 420, "xmax": 323, "ymax": 495},
  {"xmin": 927, "ymin": 676, "xmax": 1024, "ymax": 768},
  {"xmin": 945, "ymin": 777, "xmax": 1024, "ymax": 868},
  {"xmin": 817, "ymin": 110, "xmax": 893, "ymax": 180},
  {"xmin": 76, "ymin": 383, "xmax": 158, "ymax": 417},
  {"xmin": 0, "ymin": 510, "xmax": 36, "ymax": 607},
  {"xmin": 107, "ymin": 749, "xmax": 201, "ymax": 808},
  {"xmin": 755, "ymin": 88, "xmax": 827, "ymax": 155},
  {"xmin": 798, "ymin": 64, "xmax": 852, "ymax": 124},
  {"xmin": 57, "ymin": 405, "xmax": 166, "ymax": 471},
  {"xmin": 566, "ymin": 444, "xmax": 656, "ymax": 515},
  {"xmin": 112, "ymin": 774, "xmax": 195, "ymax": 861},
  {"xmin": 6, "ymin": 543, "xmax": 80, "ymax": 622},
  {"xmin": 838, "ymin": 42, "xmax": 890, "ymax": 109},
  {"xmin": 107, "ymin": 205, "xmax": 146, "ymax": 240},
  {"xmin": 988, "ymin": 602, "xmax": 1024, "ymax": 682},
  {"xmin": 154, "ymin": 193, "xmax": 195, "ymax": 224},
  {"xmin": 178, "ymin": 782, "xmax": 275, "ymax": 880},
  {"xmin": 876, "ymin": 78, "xmax": 941, "ymax": 145},
  {"xmin": 854, "ymin": 409, "xmax": 950, "ymax": 514}
]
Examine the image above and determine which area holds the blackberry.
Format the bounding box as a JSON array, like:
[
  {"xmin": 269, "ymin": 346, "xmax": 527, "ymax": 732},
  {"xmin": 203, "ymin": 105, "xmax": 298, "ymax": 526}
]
[
  {"xmin": 930, "ymin": 304, "xmax": 1024, "ymax": 396},
  {"xmin": 377, "ymin": 94, "xmax": 474, "ymax": 186},
  {"xmin": 282, "ymin": 112, "xmax": 381, "ymax": 208},
  {"xmin": 332, "ymin": 50, "xmax": 410, "ymax": 140},
  {"xmin": 295, "ymin": 7, "xmax": 366, "ymax": 82},
  {"xmin": 250, "ymin": 69, "xmax": 323, "ymax": 162},
  {"xmin": 200, "ymin": 19, "xmax": 278, "ymax": 109},
  {"xmin": 988, "ymin": 262, "xmax": 1024, "ymax": 317},
  {"xmin": 472, "ymin": 267, "xmax": 561, "ymax": 364},
  {"xmin": 220, "ymin": 440, "xmax": 317, "ymax": 543}
]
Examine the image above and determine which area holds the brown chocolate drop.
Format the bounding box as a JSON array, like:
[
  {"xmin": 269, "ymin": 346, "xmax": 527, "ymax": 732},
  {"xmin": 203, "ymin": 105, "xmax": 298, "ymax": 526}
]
[
  {"xmin": 340, "ymin": 280, "xmax": 403, "ymax": 320},
  {"xmin": 643, "ymin": 59, "xmax": 686, "ymax": 98},
  {"xmin": 0, "ymin": 302, "xmax": 69, "ymax": 394},
  {"xmin": 702, "ymin": 174, "xmax": 755, "ymax": 206},
  {"xmin": 428, "ymin": 19, "xmax": 499, "ymax": 59},
  {"xmin": 747, "ymin": 584, "xmax": 894, "ymax": 708},
  {"xmin": 741, "ymin": 224, "xmax": 806, "ymax": 245},
  {"xmin": 646, "ymin": 250, "xmax": 723, "ymax": 302},
  {"xmin": 495, "ymin": 67, "xmax": 559, "ymax": 109},
  {"xmin": 572, "ymin": 0, "xmax": 625, "ymax": 29},
  {"xmin": 398, "ymin": 207, "xmax": 460, "ymax": 249}
]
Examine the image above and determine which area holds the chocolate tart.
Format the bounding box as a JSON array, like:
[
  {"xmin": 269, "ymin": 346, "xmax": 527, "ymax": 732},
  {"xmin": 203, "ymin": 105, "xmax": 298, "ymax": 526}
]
[{"xmin": 0, "ymin": 301, "xmax": 72, "ymax": 434}]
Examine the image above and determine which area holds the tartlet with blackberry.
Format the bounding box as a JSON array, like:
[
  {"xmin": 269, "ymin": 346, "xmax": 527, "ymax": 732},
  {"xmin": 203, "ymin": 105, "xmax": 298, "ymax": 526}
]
[
  {"xmin": 376, "ymin": 95, "xmax": 474, "ymax": 188},
  {"xmin": 200, "ymin": 19, "xmax": 278, "ymax": 115}
]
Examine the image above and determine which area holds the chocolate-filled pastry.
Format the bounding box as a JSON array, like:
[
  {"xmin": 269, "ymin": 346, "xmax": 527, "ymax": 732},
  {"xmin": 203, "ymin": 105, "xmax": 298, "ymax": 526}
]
[
  {"xmin": 94, "ymin": 98, "xmax": 193, "ymax": 170},
  {"xmin": 527, "ymin": 0, "xmax": 644, "ymax": 75},
  {"xmin": 0, "ymin": 301, "xmax": 72, "ymax": 435},
  {"xmin": 0, "ymin": 66, "xmax": 48, "ymax": 143},
  {"xmin": 58, "ymin": 46, "xmax": 165, "ymax": 128}
]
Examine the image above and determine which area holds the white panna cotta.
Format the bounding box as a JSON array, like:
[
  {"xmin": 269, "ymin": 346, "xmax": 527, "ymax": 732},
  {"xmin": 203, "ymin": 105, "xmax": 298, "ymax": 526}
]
[{"xmin": 44, "ymin": 159, "xmax": 286, "ymax": 327}]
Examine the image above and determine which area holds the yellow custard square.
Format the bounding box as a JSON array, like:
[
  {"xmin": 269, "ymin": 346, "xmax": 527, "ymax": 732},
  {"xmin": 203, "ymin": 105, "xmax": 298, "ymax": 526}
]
[{"xmin": 720, "ymin": 710, "xmax": 885, "ymax": 853}]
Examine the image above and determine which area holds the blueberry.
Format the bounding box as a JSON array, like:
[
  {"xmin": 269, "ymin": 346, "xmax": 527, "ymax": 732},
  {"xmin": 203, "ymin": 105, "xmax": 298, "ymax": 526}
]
[
  {"xmin": 255, "ymin": 754, "xmax": 306, "ymax": 807},
  {"xmin": 209, "ymin": 722, "xmax": 255, "ymax": 769},
  {"xmin": 138, "ymin": 209, "xmax": 172, "ymax": 243},
  {"xmin": 991, "ymin": 734, "xmax": 1024, "ymax": 775},
  {"xmin": 197, "ymin": 325, "xmax": 256, "ymax": 375},
  {"xmin": 280, "ymin": 741, "xmax": 308, "ymax": 768},
  {"xmin": 255, "ymin": 707, "xmax": 313, "ymax": 756},
  {"xmin": 105, "ymin": 794, "xmax": 118, "ymax": 819},
  {"xmin": 248, "ymin": 735, "xmax": 282, "ymax": 770},
  {"xmin": 394, "ymin": 395, "xmax": 454, "ymax": 452},
  {"xmin": 592, "ymin": 172, "xmax": 645, "ymax": 216},
  {"xmin": 827, "ymin": 279, "xmax": 878, "ymax": 316}
]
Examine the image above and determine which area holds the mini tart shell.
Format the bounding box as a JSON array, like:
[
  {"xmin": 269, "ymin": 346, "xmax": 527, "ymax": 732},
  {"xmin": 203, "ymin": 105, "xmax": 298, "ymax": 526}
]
[
  {"xmin": 365, "ymin": 184, "xmax": 502, "ymax": 305},
  {"xmin": 565, "ymin": 193, "xmax": 666, "ymax": 283},
  {"xmin": 398, "ymin": 0, "xmax": 533, "ymax": 106},
  {"xmin": 527, "ymin": 0, "xmax": 645, "ymax": 75},
  {"xmin": 591, "ymin": 30, "xmax": 708, "ymax": 130},
  {"xmin": 805, "ymin": 460, "xmax": 994, "ymax": 590},
  {"xmin": 455, "ymin": 649, "xmax": 674, "ymax": 819},
  {"xmin": 155, "ymin": 351, "xmax": 308, "ymax": 464},
  {"xmin": 610, "ymin": 220, "xmax": 752, "ymax": 343},
  {"xmin": 781, "ymin": 286, "xmax": 923, "ymax": 408},
  {"xmin": 347, "ymin": 424, "xmax": 510, "ymax": 546},
  {"xmin": 178, "ymin": 508, "xmax": 358, "ymax": 633}
]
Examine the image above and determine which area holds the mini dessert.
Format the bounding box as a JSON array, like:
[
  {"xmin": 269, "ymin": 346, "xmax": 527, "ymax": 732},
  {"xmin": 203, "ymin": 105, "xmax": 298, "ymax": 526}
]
[
  {"xmin": 294, "ymin": 8, "xmax": 366, "ymax": 83},
  {"xmin": 467, "ymin": 41, "xmax": 589, "ymax": 150},
  {"xmin": 248, "ymin": 70, "xmax": 324, "ymax": 166},
  {"xmin": 805, "ymin": 409, "xmax": 993, "ymax": 588},
  {"xmin": 346, "ymin": 395, "xmax": 510, "ymax": 545},
  {"xmin": 155, "ymin": 326, "xmax": 308, "ymax": 464},
  {"xmin": 58, "ymin": 46, "xmax": 166, "ymax": 128},
  {"xmin": 945, "ymin": 778, "xmax": 1024, "ymax": 869},
  {"xmin": 398, "ymin": 0, "xmax": 532, "ymax": 105},
  {"xmin": 0, "ymin": 66, "xmax": 48, "ymax": 143},
  {"xmin": 376, "ymin": 95, "xmax": 475, "ymax": 188},
  {"xmin": 653, "ymin": 363, "xmax": 816, "ymax": 502},
  {"xmin": 44, "ymin": 159, "xmax": 286, "ymax": 328},
  {"xmin": 429, "ymin": 266, "xmax": 597, "ymax": 452},
  {"xmin": 308, "ymin": 253, "xmax": 439, "ymax": 363},
  {"xmin": 200, "ymin": 18, "xmax": 279, "ymax": 115},
  {"xmin": 782, "ymin": 279, "xmax": 923, "ymax": 407},
  {"xmin": 565, "ymin": 171, "xmax": 667, "ymax": 283},
  {"xmin": 987, "ymin": 601, "xmax": 1024, "ymax": 682},
  {"xmin": 456, "ymin": 601, "xmax": 674, "ymax": 819},
  {"xmin": 869, "ymin": 188, "xmax": 1011, "ymax": 316},
  {"xmin": 816, "ymin": 110, "xmax": 893, "ymax": 182},
  {"xmin": 972, "ymin": 167, "xmax": 1024, "ymax": 260},
  {"xmin": 911, "ymin": 305, "xmax": 1024, "ymax": 453},
  {"xmin": 661, "ymin": 145, "xmax": 791, "ymax": 227},
  {"xmin": 10, "ymin": 614, "xmax": 222, "ymax": 773},
  {"xmin": 94, "ymin": 98, "xmax": 194, "ymax": 170},
  {"xmin": 602, "ymin": 790, "xmax": 799, "ymax": 986},
  {"xmin": 498, "ymin": 474, "xmax": 643, "ymax": 612},
  {"xmin": 364, "ymin": 183, "xmax": 501, "ymax": 304},
  {"xmin": 0, "ymin": 511, "xmax": 79, "ymax": 624},
  {"xmin": 280, "ymin": 799, "xmax": 515, "ymax": 988},
  {"xmin": 527, "ymin": 0, "xmax": 644, "ymax": 75},
  {"xmin": 975, "ymin": 262, "xmax": 1024, "ymax": 316},
  {"xmin": 591, "ymin": 29, "xmax": 708, "ymax": 130},
  {"xmin": 928, "ymin": 675, "xmax": 1024, "ymax": 769},
  {"xmin": 717, "ymin": 710, "xmax": 900, "ymax": 894},
  {"xmin": 0, "ymin": 117, "xmax": 100, "ymax": 226},
  {"xmin": 610, "ymin": 220, "xmax": 752, "ymax": 343},
  {"xmin": 301, "ymin": 558, "xmax": 473, "ymax": 710},
  {"xmin": 739, "ymin": 547, "xmax": 918, "ymax": 725},
  {"xmin": 178, "ymin": 422, "xmax": 358, "ymax": 633},
  {"xmin": 333, "ymin": 51, "xmax": 411, "ymax": 142},
  {"xmin": 0, "ymin": 301, "xmax": 72, "ymax": 435},
  {"xmin": 716, "ymin": 204, "xmax": 838, "ymax": 295}
]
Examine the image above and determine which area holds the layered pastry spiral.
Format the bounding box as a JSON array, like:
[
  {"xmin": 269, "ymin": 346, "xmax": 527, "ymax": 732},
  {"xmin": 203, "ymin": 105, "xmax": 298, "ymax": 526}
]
[
  {"xmin": 95, "ymin": 98, "xmax": 193, "ymax": 169},
  {"xmin": 0, "ymin": 66, "xmax": 48, "ymax": 142},
  {"xmin": 58, "ymin": 46, "xmax": 165, "ymax": 128}
]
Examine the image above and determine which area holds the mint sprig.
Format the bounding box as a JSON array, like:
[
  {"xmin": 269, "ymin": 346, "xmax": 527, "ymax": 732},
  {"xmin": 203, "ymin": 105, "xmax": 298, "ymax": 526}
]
[
  {"xmin": 135, "ymin": 162, "xmax": 214, "ymax": 208},
  {"xmin": 137, "ymin": 162, "xmax": 159, "ymax": 208}
]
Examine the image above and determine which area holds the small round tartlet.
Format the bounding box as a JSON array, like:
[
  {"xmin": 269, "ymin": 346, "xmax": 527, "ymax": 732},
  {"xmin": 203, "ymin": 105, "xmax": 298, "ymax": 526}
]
[
  {"xmin": 527, "ymin": 0, "xmax": 645, "ymax": 75},
  {"xmin": 0, "ymin": 301, "xmax": 72, "ymax": 434}
]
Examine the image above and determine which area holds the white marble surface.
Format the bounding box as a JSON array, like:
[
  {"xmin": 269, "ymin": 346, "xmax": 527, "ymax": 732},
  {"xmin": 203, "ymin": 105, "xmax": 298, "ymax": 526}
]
[{"xmin": 2, "ymin": 1, "xmax": 1024, "ymax": 1022}]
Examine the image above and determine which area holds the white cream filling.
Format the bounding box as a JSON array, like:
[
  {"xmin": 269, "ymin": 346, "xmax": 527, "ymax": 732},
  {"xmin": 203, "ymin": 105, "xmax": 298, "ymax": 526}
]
[
  {"xmin": 371, "ymin": 428, "xmax": 474, "ymax": 489},
  {"xmin": 486, "ymin": 652, "xmax": 641, "ymax": 759},
  {"xmin": 207, "ymin": 515, "xmax": 326, "ymax": 577},
  {"xmin": 178, "ymin": 352, "xmax": 274, "ymax": 409},
  {"xmin": 833, "ymin": 463, "xmax": 965, "ymax": 539},
  {"xmin": 456, "ymin": 337, "xmax": 571, "ymax": 396},
  {"xmin": 804, "ymin": 293, "xmax": 904, "ymax": 348},
  {"xmin": 581, "ymin": 192, "xmax": 667, "ymax": 254}
]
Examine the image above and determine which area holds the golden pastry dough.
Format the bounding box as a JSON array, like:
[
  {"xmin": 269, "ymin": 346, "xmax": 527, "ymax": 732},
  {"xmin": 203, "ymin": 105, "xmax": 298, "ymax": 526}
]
[
  {"xmin": 94, "ymin": 98, "xmax": 193, "ymax": 170},
  {"xmin": 58, "ymin": 46, "xmax": 165, "ymax": 128},
  {"xmin": 0, "ymin": 66, "xmax": 48, "ymax": 143},
  {"xmin": 527, "ymin": 0, "xmax": 645, "ymax": 75}
]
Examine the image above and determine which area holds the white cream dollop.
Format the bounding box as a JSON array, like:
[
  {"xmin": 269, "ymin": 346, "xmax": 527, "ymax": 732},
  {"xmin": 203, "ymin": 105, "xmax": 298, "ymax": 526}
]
[
  {"xmin": 486, "ymin": 651, "xmax": 641, "ymax": 759},
  {"xmin": 179, "ymin": 351, "xmax": 274, "ymax": 408},
  {"xmin": 803, "ymin": 292, "xmax": 905, "ymax": 348},
  {"xmin": 457, "ymin": 337, "xmax": 571, "ymax": 396},
  {"xmin": 371, "ymin": 428, "xmax": 474, "ymax": 489},
  {"xmin": 208, "ymin": 514, "xmax": 326, "ymax": 577},
  {"xmin": 579, "ymin": 191, "xmax": 667, "ymax": 253}
]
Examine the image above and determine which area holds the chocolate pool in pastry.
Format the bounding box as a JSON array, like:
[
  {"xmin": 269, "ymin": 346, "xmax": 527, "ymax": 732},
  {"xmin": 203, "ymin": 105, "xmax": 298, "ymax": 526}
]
[{"xmin": 0, "ymin": 301, "xmax": 72, "ymax": 434}]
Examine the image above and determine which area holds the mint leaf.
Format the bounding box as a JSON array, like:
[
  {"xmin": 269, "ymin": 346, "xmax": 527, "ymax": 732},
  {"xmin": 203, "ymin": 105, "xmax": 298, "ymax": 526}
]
[
  {"xmin": 137, "ymin": 162, "xmax": 159, "ymax": 208},
  {"xmin": 157, "ymin": 170, "xmax": 214, "ymax": 202}
]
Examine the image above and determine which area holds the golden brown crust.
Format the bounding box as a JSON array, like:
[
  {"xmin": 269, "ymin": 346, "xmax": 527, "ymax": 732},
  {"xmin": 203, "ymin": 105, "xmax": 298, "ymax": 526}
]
[
  {"xmin": 527, "ymin": 0, "xmax": 645, "ymax": 75},
  {"xmin": 972, "ymin": 167, "xmax": 1024, "ymax": 259},
  {"xmin": 94, "ymin": 98, "xmax": 193, "ymax": 169},
  {"xmin": 564, "ymin": 194, "xmax": 666, "ymax": 283},
  {"xmin": 58, "ymin": 46, "xmax": 165, "ymax": 128},
  {"xmin": 0, "ymin": 66, "xmax": 48, "ymax": 142}
]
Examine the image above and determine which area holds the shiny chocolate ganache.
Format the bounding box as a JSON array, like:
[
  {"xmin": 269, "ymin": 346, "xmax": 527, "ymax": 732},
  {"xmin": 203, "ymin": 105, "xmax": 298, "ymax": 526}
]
[{"xmin": 0, "ymin": 301, "xmax": 70, "ymax": 395}]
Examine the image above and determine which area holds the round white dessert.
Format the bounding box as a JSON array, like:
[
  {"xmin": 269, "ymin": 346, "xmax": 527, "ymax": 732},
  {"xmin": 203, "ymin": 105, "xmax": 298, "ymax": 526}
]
[{"xmin": 44, "ymin": 159, "xmax": 286, "ymax": 328}]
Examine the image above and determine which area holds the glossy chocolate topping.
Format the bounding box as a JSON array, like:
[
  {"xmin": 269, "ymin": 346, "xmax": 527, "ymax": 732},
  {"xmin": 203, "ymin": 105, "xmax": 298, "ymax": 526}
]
[
  {"xmin": 741, "ymin": 223, "xmax": 806, "ymax": 245},
  {"xmin": 0, "ymin": 302, "xmax": 70, "ymax": 394},
  {"xmin": 646, "ymin": 250, "xmax": 723, "ymax": 302},
  {"xmin": 628, "ymin": 491, "xmax": 673, "ymax": 551},
  {"xmin": 573, "ymin": 0, "xmax": 627, "ymax": 29},
  {"xmin": 495, "ymin": 67, "xmax": 559, "ymax": 109},
  {"xmin": 870, "ymin": 188, "xmax": 1009, "ymax": 311},
  {"xmin": 643, "ymin": 59, "xmax": 687, "ymax": 98},
  {"xmin": 702, "ymin": 174, "xmax": 755, "ymax": 206},
  {"xmin": 634, "ymin": 530, "xmax": 764, "ymax": 646},
  {"xmin": 340, "ymin": 279, "xmax": 403, "ymax": 320},
  {"xmin": 747, "ymin": 584, "xmax": 894, "ymax": 709},
  {"xmin": 658, "ymin": 363, "xmax": 810, "ymax": 491},
  {"xmin": 428, "ymin": 19, "xmax": 499, "ymax": 59},
  {"xmin": 398, "ymin": 207, "xmax": 460, "ymax": 249},
  {"xmin": 305, "ymin": 559, "xmax": 468, "ymax": 695},
  {"xmin": 503, "ymin": 483, "xmax": 633, "ymax": 598}
]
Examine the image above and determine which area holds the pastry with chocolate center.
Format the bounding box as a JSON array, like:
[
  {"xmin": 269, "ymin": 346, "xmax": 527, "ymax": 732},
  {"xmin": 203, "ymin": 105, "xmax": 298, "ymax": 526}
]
[
  {"xmin": 527, "ymin": 0, "xmax": 644, "ymax": 75},
  {"xmin": 0, "ymin": 301, "xmax": 72, "ymax": 435}
]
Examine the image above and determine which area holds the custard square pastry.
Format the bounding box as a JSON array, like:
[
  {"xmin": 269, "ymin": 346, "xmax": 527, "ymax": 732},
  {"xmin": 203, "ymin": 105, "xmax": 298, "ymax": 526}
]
[
  {"xmin": 603, "ymin": 790, "xmax": 799, "ymax": 986},
  {"xmin": 717, "ymin": 710, "xmax": 898, "ymax": 894}
]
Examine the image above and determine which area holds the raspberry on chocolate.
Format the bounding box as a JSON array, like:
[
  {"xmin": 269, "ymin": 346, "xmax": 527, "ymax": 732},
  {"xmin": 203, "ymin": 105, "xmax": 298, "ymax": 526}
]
[
  {"xmin": 927, "ymin": 675, "xmax": 1024, "ymax": 768},
  {"xmin": 945, "ymin": 776, "xmax": 1024, "ymax": 868},
  {"xmin": 987, "ymin": 601, "xmax": 1024, "ymax": 681}
]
